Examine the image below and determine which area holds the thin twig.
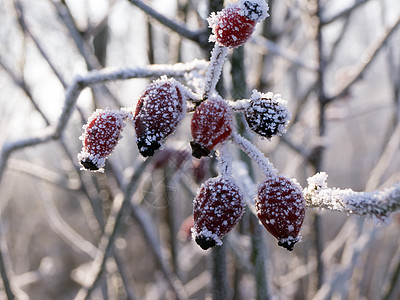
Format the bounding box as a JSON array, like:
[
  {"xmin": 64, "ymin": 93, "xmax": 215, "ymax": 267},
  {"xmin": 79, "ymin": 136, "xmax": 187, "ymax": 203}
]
[
  {"xmin": 127, "ymin": 0, "xmax": 206, "ymax": 46},
  {"xmin": 328, "ymin": 16, "xmax": 400, "ymax": 102},
  {"xmin": 321, "ymin": 0, "xmax": 370, "ymax": 26},
  {"xmin": 251, "ymin": 36, "xmax": 317, "ymax": 71},
  {"xmin": 73, "ymin": 159, "xmax": 151, "ymax": 300}
]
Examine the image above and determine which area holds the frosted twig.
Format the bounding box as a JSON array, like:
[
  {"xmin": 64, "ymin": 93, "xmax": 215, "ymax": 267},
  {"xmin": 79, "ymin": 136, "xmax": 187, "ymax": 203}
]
[
  {"xmin": 216, "ymin": 144, "xmax": 232, "ymax": 176},
  {"xmin": 128, "ymin": 0, "xmax": 205, "ymax": 45},
  {"xmin": 203, "ymin": 44, "xmax": 228, "ymax": 99},
  {"xmin": 251, "ymin": 36, "xmax": 317, "ymax": 71},
  {"xmin": 313, "ymin": 228, "xmax": 376, "ymax": 300},
  {"xmin": 0, "ymin": 61, "xmax": 207, "ymax": 186},
  {"xmin": 365, "ymin": 123, "xmax": 400, "ymax": 191},
  {"xmin": 0, "ymin": 132, "xmax": 55, "ymax": 185},
  {"xmin": 304, "ymin": 172, "xmax": 400, "ymax": 219},
  {"xmin": 321, "ymin": 0, "xmax": 370, "ymax": 26},
  {"xmin": 231, "ymin": 133, "xmax": 278, "ymax": 178},
  {"xmin": 14, "ymin": 0, "xmax": 68, "ymax": 88},
  {"xmin": 0, "ymin": 233, "xmax": 15, "ymax": 300},
  {"xmin": 0, "ymin": 60, "xmax": 50, "ymax": 126},
  {"xmin": 130, "ymin": 202, "xmax": 188, "ymax": 300},
  {"xmin": 329, "ymin": 16, "xmax": 400, "ymax": 101},
  {"xmin": 37, "ymin": 183, "xmax": 98, "ymax": 259},
  {"xmin": 74, "ymin": 158, "xmax": 151, "ymax": 300},
  {"xmin": 51, "ymin": 0, "xmax": 103, "ymax": 71}
]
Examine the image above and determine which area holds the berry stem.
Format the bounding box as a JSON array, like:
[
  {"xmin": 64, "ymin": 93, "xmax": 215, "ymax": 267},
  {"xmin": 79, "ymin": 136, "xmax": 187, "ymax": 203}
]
[
  {"xmin": 231, "ymin": 133, "xmax": 278, "ymax": 178},
  {"xmin": 203, "ymin": 44, "xmax": 228, "ymax": 99}
]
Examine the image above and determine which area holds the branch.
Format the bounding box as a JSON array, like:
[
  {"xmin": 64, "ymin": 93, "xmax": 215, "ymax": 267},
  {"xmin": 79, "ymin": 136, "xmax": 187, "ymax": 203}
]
[
  {"xmin": 304, "ymin": 172, "xmax": 400, "ymax": 219},
  {"xmin": 328, "ymin": 16, "xmax": 400, "ymax": 102},
  {"xmin": 73, "ymin": 159, "xmax": 151, "ymax": 300},
  {"xmin": 0, "ymin": 61, "xmax": 207, "ymax": 186},
  {"xmin": 251, "ymin": 36, "xmax": 317, "ymax": 71},
  {"xmin": 127, "ymin": 0, "xmax": 206, "ymax": 46},
  {"xmin": 321, "ymin": 0, "xmax": 370, "ymax": 26}
]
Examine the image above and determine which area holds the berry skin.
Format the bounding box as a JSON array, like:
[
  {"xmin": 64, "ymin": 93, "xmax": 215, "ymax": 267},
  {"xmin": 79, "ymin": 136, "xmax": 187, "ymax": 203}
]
[
  {"xmin": 208, "ymin": 1, "xmax": 269, "ymax": 48},
  {"xmin": 190, "ymin": 98, "xmax": 233, "ymax": 158},
  {"xmin": 255, "ymin": 175, "xmax": 305, "ymax": 251},
  {"xmin": 245, "ymin": 91, "xmax": 291, "ymax": 139},
  {"xmin": 192, "ymin": 176, "xmax": 245, "ymax": 250},
  {"xmin": 78, "ymin": 109, "xmax": 128, "ymax": 171},
  {"xmin": 134, "ymin": 77, "xmax": 186, "ymax": 157},
  {"xmin": 208, "ymin": 6, "xmax": 256, "ymax": 48}
]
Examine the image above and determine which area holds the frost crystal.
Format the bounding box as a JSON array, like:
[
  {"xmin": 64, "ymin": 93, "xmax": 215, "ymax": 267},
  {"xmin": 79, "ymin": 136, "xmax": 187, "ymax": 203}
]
[
  {"xmin": 239, "ymin": 0, "xmax": 270, "ymax": 22},
  {"xmin": 304, "ymin": 172, "xmax": 400, "ymax": 219}
]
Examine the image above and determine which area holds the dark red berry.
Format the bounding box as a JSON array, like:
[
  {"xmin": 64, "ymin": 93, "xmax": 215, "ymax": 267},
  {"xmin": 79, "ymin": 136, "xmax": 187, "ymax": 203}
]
[
  {"xmin": 245, "ymin": 91, "xmax": 291, "ymax": 138},
  {"xmin": 208, "ymin": 6, "xmax": 256, "ymax": 48},
  {"xmin": 78, "ymin": 109, "xmax": 128, "ymax": 171},
  {"xmin": 134, "ymin": 77, "xmax": 186, "ymax": 157},
  {"xmin": 190, "ymin": 98, "xmax": 233, "ymax": 158},
  {"xmin": 192, "ymin": 176, "xmax": 245, "ymax": 250},
  {"xmin": 255, "ymin": 175, "xmax": 305, "ymax": 251}
]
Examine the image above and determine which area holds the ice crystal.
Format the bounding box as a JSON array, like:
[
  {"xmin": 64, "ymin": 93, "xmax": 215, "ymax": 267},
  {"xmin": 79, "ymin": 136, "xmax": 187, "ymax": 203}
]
[{"xmin": 239, "ymin": 0, "xmax": 270, "ymax": 22}]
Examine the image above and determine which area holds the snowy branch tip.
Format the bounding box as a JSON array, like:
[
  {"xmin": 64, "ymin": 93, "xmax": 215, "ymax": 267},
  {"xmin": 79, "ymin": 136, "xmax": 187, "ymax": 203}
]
[{"xmin": 304, "ymin": 172, "xmax": 400, "ymax": 221}]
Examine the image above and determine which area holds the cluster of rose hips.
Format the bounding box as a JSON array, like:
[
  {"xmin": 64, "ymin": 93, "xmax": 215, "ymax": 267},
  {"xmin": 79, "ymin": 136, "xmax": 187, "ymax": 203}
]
[{"xmin": 78, "ymin": 0, "xmax": 306, "ymax": 251}]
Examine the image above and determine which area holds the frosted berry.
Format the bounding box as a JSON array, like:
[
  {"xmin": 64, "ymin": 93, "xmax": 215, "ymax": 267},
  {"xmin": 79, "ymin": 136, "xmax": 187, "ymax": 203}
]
[
  {"xmin": 255, "ymin": 175, "xmax": 305, "ymax": 251},
  {"xmin": 192, "ymin": 176, "xmax": 245, "ymax": 250},
  {"xmin": 78, "ymin": 109, "xmax": 128, "ymax": 171},
  {"xmin": 245, "ymin": 91, "xmax": 291, "ymax": 138},
  {"xmin": 208, "ymin": 1, "xmax": 269, "ymax": 48},
  {"xmin": 190, "ymin": 98, "xmax": 233, "ymax": 158},
  {"xmin": 134, "ymin": 77, "xmax": 186, "ymax": 157}
]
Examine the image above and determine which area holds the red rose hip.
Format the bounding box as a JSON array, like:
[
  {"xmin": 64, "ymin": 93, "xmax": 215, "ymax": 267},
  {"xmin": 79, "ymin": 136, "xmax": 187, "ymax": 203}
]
[
  {"xmin": 208, "ymin": 1, "xmax": 269, "ymax": 48},
  {"xmin": 190, "ymin": 98, "xmax": 233, "ymax": 158},
  {"xmin": 134, "ymin": 77, "xmax": 186, "ymax": 157},
  {"xmin": 255, "ymin": 175, "xmax": 306, "ymax": 251},
  {"xmin": 78, "ymin": 108, "xmax": 128, "ymax": 171},
  {"xmin": 192, "ymin": 176, "xmax": 245, "ymax": 250}
]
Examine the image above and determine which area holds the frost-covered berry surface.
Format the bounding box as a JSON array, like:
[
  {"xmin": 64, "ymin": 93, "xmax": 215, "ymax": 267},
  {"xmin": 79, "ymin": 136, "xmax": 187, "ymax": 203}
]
[
  {"xmin": 191, "ymin": 97, "xmax": 233, "ymax": 158},
  {"xmin": 256, "ymin": 175, "xmax": 306, "ymax": 251},
  {"xmin": 192, "ymin": 175, "xmax": 245, "ymax": 250},
  {"xmin": 134, "ymin": 77, "xmax": 186, "ymax": 157},
  {"xmin": 78, "ymin": 109, "xmax": 128, "ymax": 171},
  {"xmin": 245, "ymin": 90, "xmax": 291, "ymax": 138}
]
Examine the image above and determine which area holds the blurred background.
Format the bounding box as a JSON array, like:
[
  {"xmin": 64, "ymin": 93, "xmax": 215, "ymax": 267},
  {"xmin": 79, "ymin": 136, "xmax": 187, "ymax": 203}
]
[{"xmin": 1, "ymin": 0, "xmax": 400, "ymax": 299}]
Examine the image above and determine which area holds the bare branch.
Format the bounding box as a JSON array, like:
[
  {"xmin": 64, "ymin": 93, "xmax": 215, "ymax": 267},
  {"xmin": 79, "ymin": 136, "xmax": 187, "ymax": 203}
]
[
  {"xmin": 329, "ymin": 16, "xmax": 400, "ymax": 102},
  {"xmin": 321, "ymin": 0, "xmax": 370, "ymax": 26},
  {"xmin": 127, "ymin": 0, "xmax": 206, "ymax": 46}
]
